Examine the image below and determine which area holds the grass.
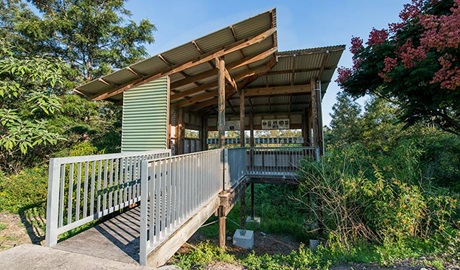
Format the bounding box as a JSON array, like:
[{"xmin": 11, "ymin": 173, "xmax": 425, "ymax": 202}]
[
  {"xmin": 197, "ymin": 184, "xmax": 310, "ymax": 242},
  {"xmin": 172, "ymin": 183, "xmax": 458, "ymax": 269},
  {"xmin": 0, "ymin": 223, "xmax": 7, "ymax": 231}
]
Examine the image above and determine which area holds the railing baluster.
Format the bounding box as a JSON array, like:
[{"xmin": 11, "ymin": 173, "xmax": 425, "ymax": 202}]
[
  {"xmin": 109, "ymin": 159, "xmax": 114, "ymax": 213},
  {"xmin": 76, "ymin": 162, "xmax": 82, "ymax": 221},
  {"xmin": 58, "ymin": 164, "xmax": 65, "ymax": 227},
  {"xmin": 149, "ymin": 161, "xmax": 155, "ymax": 245},
  {"xmin": 120, "ymin": 157, "xmax": 125, "ymax": 207},
  {"xmin": 167, "ymin": 158, "xmax": 172, "ymax": 231},
  {"xmin": 126, "ymin": 156, "xmax": 131, "ymax": 205},
  {"xmin": 155, "ymin": 161, "xmax": 161, "ymax": 242},
  {"xmin": 83, "ymin": 162, "xmax": 89, "ymax": 218},
  {"xmin": 134, "ymin": 156, "xmax": 139, "ymax": 201},
  {"xmin": 162, "ymin": 159, "xmax": 167, "ymax": 234},
  {"xmin": 114, "ymin": 159, "xmax": 119, "ymax": 210},
  {"xmin": 67, "ymin": 163, "xmax": 74, "ymax": 224},
  {"xmin": 103, "ymin": 159, "xmax": 108, "ymax": 215},
  {"xmin": 90, "ymin": 161, "xmax": 96, "ymax": 217},
  {"xmin": 180, "ymin": 157, "xmax": 184, "ymax": 221},
  {"xmin": 46, "ymin": 150, "xmax": 171, "ymax": 248},
  {"xmin": 97, "ymin": 160, "xmax": 102, "ymax": 217}
]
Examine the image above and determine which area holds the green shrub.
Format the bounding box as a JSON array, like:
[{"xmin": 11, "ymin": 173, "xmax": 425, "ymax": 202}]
[
  {"xmin": 174, "ymin": 241, "xmax": 236, "ymax": 269},
  {"xmin": 298, "ymin": 140, "xmax": 460, "ymax": 263},
  {"xmin": 0, "ymin": 166, "xmax": 48, "ymax": 213}
]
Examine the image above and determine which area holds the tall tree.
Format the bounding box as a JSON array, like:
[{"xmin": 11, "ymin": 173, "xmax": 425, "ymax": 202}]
[
  {"xmin": 327, "ymin": 92, "xmax": 362, "ymax": 146},
  {"xmin": 0, "ymin": 0, "xmax": 154, "ymax": 172},
  {"xmin": 337, "ymin": 0, "xmax": 460, "ymax": 135},
  {"xmin": 0, "ymin": 40, "xmax": 68, "ymax": 173},
  {"xmin": 5, "ymin": 0, "xmax": 156, "ymax": 81}
]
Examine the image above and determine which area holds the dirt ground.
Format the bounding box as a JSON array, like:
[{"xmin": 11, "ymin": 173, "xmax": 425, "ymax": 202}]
[
  {"xmin": 1, "ymin": 213, "xmax": 458, "ymax": 269},
  {"xmin": 0, "ymin": 212, "xmax": 36, "ymax": 251},
  {"xmin": 177, "ymin": 231, "xmax": 460, "ymax": 270}
]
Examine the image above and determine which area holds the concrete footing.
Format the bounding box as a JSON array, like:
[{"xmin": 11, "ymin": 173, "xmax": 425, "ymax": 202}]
[{"xmin": 232, "ymin": 229, "xmax": 254, "ymax": 249}]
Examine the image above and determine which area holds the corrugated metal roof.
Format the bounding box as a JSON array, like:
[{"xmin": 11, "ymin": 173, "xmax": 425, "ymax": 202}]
[
  {"xmin": 76, "ymin": 9, "xmax": 277, "ymax": 103},
  {"xmin": 74, "ymin": 8, "xmax": 345, "ymax": 117}
]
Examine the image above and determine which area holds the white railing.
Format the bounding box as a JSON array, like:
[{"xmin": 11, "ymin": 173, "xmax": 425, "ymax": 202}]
[
  {"xmin": 225, "ymin": 148, "xmax": 247, "ymax": 189},
  {"xmin": 139, "ymin": 149, "xmax": 223, "ymax": 265},
  {"xmin": 247, "ymin": 147, "xmax": 319, "ymax": 176},
  {"xmin": 45, "ymin": 150, "xmax": 171, "ymax": 246},
  {"xmin": 46, "ymin": 146, "xmax": 320, "ymax": 265}
]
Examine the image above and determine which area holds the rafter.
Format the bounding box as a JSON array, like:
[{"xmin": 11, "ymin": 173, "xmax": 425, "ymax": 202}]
[
  {"xmin": 192, "ymin": 41, "xmax": 204, "ymax": 54},
  {"xmin": 170, "ymin": 47, "xmax": 277, "ymax": 89},
  {"xmin": 126, "ymin": 67, "xmax": 147, "ymax": 77},
  {"xmin": 266, "ymin": 67, "xmax": 334, "ymax": 75},
  {"xmin": 244, "ymin": 85, "xmax": 311, "ymax": 97},
  {"xmin": 172, "ymin": 89, "xmax": 220, "ymax": 109},
  {"xmin": 318, "ymin": 52, "xmax": 330, "ymax": 80},
  {"xmin": 158, "ymin": 54, "xmax": 173, "ymax": 66},
  {"xmin": 171, "ymin": 81, "xmax": 217, "ymax": 101},
  {"xmin": 190, "ymin": 59, "xmax": 276, "ymax": 113},
  {"xmin": 98, "ymin": 78, "xmax": 118, "ymax": 87},
  {"xmin": 223, "ymin": 65, "xmax": 237, "ymax": 91},
  {"xmin": 171, "ymin": 62, "xmax": 275, "ymax": 102},
  {"xmin": 230, "ymin": 47, "xmax": 277, "ymax": 70},
  {"xmin": 90, "ymin": 27, "xmax": 277, "ymax": 101},
  {"xmin": 229, "ymin": 100, "xmax": 307, "ymax": 106}
]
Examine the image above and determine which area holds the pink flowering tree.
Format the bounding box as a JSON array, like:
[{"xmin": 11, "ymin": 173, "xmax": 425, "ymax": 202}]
[{"xmin": 337, "ymin": 0, "xmax": 460, "ymax": 135}]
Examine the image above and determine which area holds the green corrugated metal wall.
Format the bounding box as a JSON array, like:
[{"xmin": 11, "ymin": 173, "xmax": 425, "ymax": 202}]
[{"xmin": 121, "ymin": 77, "xmax": 169, "ymax": 152}]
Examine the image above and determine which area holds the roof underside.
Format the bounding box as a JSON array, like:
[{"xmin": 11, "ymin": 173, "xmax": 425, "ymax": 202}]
[{"xmin": 75, "ymin": 9, "xmax": 345, "ymax": 116}]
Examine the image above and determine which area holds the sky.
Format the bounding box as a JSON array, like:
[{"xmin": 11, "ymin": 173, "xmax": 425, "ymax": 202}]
[{"xmin": 125, "ymin": 0, "xmax": 407, "ymax": 126}]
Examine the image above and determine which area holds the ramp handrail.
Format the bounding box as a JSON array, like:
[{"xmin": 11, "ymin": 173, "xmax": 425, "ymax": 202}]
[
  {"xmin": 139, "ymin": 149, "xmax": 223, "ymax": 265},
  {"xmin": 45, "ymin": 149, "xmax": 171, "ymax": 246},
  {"xmin": 247, "ymin": 147, "xmax": 319, "ymax": 176},
  {"xmin": 225, "ymin": 148, "xmax": 247, "ymax": 189}
]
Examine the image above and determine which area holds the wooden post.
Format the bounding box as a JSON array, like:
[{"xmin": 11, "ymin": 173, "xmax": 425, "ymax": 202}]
[
  {"xmin": 166, "ymin": 76, "xmax": 171, "ymax": 149},
  {"xmin": 239, "ymin": 89, "xmax": 245, "ymax": 147},
  {"xmin": 217, "ymin": 57, "xmax": 226, "ymax": 249},
  {"xmin": 310, "ymin": 79, "xmax": 323, "ymax": 235},
  {"xmin": 201, "ymin": 115, "xmax": 208, "ymax": 151},
  {"xmin": 218, "ymin": 192, "xmax": 229, "ymax": 249},
  {"xmin": 177, "ymin": 108, "xmax": 184, "ymax": 155},
  {"xmin": 239, "ymin": 88, "xmax": 247, "ymax": 230},
  {"xmin": 316, "ymin": 81, "xmax": 324, "ymax": 155},
  {"xmin": 219, "ymin": 205, "xmax": 226, "ymax": 249},
  {"xmin": 302, "ymin": 109, "xmax": 308, "ymax": 147},
  {"xmin": 217, "ymin": 58, "xmax": 226, "ymax": 149},
  {"xmin": 310, "ymin": 78, "xmax": 318, "ymax": 147},
  {"xmin": 249, "ymin": 112, "xmax": 254, "ymax": 169}
]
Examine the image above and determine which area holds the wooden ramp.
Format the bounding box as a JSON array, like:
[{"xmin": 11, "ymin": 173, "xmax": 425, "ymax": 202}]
[
  {"xmin": 54, "ymin": 195, "xmax": 221, "ymax": 267},
  {"xmin": 46, "ymin": 148, "xmax": 314, "ymax": 267},
  {"xmin": 55, "ymin": 207, "xmax": 142, "ymax": 264}
]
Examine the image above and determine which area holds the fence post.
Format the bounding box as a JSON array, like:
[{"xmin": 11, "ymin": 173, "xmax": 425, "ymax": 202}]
[
  {"xmin": 223, "ymin": 149, "xmax": 230, "ymax": 190},
  {"xmin": 139, "ymin": 160, "xmax": 149, "ymax": 265},
  {"xmin": 45, "ymin": 158, "xmax": 61, "ymax": 247},
  {"xmin": 315, "ymin": 147, "xmax": 320, "ymax": 162}
]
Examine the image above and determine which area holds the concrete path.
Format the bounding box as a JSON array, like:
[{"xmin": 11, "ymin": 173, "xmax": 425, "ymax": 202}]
[{"xmin": 0, "ymin": 244, "xmax": 155, "ymax": 270}]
